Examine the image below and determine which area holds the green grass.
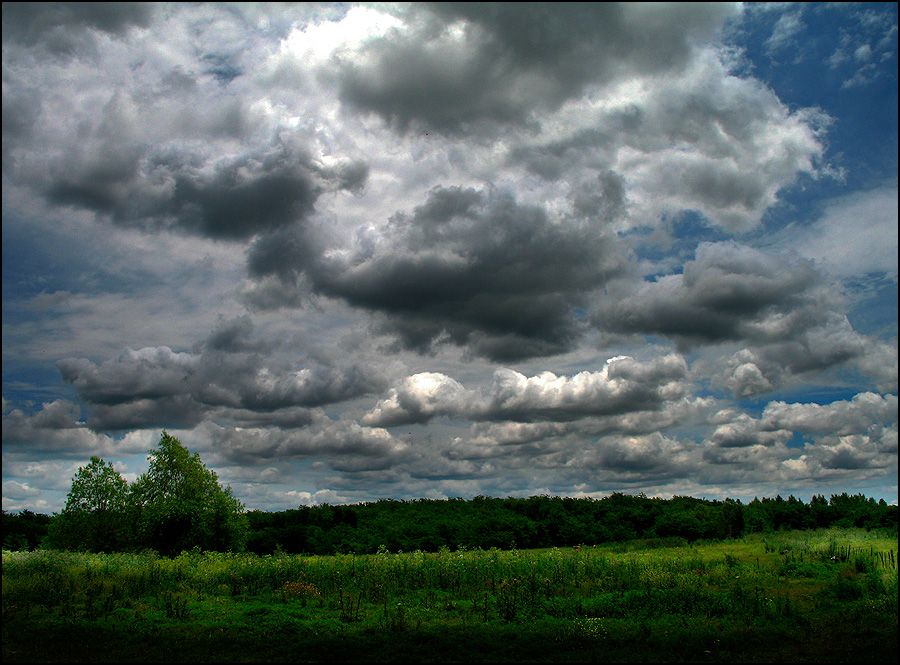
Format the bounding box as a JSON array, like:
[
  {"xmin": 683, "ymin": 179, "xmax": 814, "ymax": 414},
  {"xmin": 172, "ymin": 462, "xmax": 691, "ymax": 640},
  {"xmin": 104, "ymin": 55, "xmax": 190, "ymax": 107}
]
[{"xmin": 3, "ymin": 528, "xmax": 897, "ymax": 662}]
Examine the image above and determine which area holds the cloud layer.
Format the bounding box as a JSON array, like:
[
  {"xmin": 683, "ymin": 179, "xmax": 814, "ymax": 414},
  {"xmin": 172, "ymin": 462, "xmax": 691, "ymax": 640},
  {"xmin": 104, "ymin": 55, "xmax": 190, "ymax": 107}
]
[{"xmin": 2, "ymin": 3, "xmax": 897, "ymax": 511}]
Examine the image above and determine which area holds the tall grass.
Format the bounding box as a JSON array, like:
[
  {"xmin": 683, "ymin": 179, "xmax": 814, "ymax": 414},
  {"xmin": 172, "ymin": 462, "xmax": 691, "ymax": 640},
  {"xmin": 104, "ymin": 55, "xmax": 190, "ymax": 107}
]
[{"xmin": 3, "ymin": 528, "xmax": 897, "ymax": 662}]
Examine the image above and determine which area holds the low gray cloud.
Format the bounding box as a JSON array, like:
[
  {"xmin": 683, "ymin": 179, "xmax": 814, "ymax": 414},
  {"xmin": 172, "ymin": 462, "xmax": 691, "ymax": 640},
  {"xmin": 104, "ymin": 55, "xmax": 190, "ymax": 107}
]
[
  {"xmin": 203, "ymin": 314, "xmax": 273, "ymax": 354},
  {"xmin": 707, "ymin": 413, "xmax": 793, "ymax": 448},
  {"xmin": 1, "ymin": 400, "xmax": 140, "ymax": 456},
  {"xmin": 84, "ymin": 396, "xmax": 208, "ymax": 431},
  {"xmin": 57, "ymin": 317, "xmax": 384, "ymax": 430},
  {"xmin": 581, "ymin": 432, "xmax": 693, "ymax": 476},
  {"xmin": 43, "ymin": 132, "xmax": 364, "ymax": 241},
  {"xmin": 595, "ymin": 241, "xmax": 822, "ymax": 345},
  {"xmin": 248, "ymin": 185, "xmax": 625, "ymax": 360},
  {"xmin": 445, "ymin": 393, "xmax": 715, "ymax": 461},
  {"xmin": 719, "ymin": 321, "xmax": 895, "ymax": 398},
  {"xmin": 594, "ymin": 241, "xmax": 886, "ymax": 394},
  {"xmin": 335, "ymin": 3, "xmax": 738, "ymax": 135},
  {"xmin": 58, "ymin": 347, "xmax": 197, "ymax": 407},
  {"xmin": 177, "ymin": 418, "xmax": 409, "ymax": 472},
  {"xmin": 1, "ymin": 2, "xmax": 153, "ymax": 55}
]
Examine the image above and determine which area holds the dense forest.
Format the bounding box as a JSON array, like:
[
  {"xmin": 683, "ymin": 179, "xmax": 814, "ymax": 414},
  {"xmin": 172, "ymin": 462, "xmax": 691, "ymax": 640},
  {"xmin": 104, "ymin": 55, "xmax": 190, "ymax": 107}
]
[{"xmin": 4, "ymin": 492, "xmax": 896, "ymax": 555}]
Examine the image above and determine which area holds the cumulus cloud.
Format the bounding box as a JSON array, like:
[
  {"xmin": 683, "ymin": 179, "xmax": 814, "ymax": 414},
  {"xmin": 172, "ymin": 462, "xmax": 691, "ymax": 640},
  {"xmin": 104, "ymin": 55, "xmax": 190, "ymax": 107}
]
[
  {"xmin": 3, "ymin": 6, "xmax": 369, "ymax": 244},
  {"xmin": 168, "ymin": 418, "xmax": 409, "ymax": 473},
  {"xmin": 363, "ymin": 354, "xmax": 690, "ymax": 426},
  {"xmin": 361, "ymin": 372, "xmax": 472, "ymax": 426},
  {"xmin": 778, "ymin": 425, "xmax": 898, "ymax": 479},
  {"xmin": 762, "ymin": 392, "xmax": 898, "ymax": 435},
  {"xmin": 594, "ymin": 241, "xmax": 887, "ymax": 395},
  {"xmin": 2, "ymin": 4, "xmax": 896, "ymax": 510},
  {"xmin": 507, "ymin": 47, "xmax": 827, "ymax": 232},
  {"xmin": 42, "ymin": 129, "xmax": 363, "ymax": 241},
  {"xmin": 56, "ymin": 317, "xmax": 384, "ymax": 430},
  {"xmin": 1, "ymin": 400, "xmax": 143, "ymax": 456},
  {"xmin": 334, "ymin": 3, "xmax": 739, "ymax": 135},
  {"xmin": 595, "ymin": 242, "xmax": 823, "ymax": 344},
  {"xmin": 703, "ymin": 392, "xmax": 898, "ymax": 474},
  {"xmin": 248, "ymin": 185, "xmax": 625, "ymax": 360},
  {"xmin": 482, "ymin": 354, "xmax": 689, "ymax": 422}
]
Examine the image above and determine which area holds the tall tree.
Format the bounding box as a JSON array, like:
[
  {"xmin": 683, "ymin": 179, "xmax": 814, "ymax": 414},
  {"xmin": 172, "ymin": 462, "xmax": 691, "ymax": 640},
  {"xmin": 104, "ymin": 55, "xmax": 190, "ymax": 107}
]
[
  {"xmin": 130, "ymin": 431, "xmax": 247, "ymax": 555},
  {"xmin": 47, "ymin": 456, "xmax": 131, "ymax": 551}
]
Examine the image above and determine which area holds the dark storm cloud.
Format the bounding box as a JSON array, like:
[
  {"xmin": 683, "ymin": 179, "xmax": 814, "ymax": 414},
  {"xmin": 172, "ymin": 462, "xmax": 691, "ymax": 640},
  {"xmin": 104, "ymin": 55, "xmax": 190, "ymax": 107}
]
[
  {"xmin": 246, "ymin": 223, "xmax": 319, "ymax": 283},
  {"xmin": 1, "ymin": 2, "xmax": 153, "ymax": 55},
  {"xmin": 248, "ymin": 185, "xmax": 625, "ymax": 360},
  {"xmin": 335, "ymin": 2, "xmax": 737, "ymax": 134}
]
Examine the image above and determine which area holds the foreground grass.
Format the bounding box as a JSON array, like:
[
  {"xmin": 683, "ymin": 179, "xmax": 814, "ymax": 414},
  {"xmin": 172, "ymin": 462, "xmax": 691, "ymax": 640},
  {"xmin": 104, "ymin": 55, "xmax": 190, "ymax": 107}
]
[{"xmin": 3, "ymin": 528, "xmax": 897, "ymax": 662}]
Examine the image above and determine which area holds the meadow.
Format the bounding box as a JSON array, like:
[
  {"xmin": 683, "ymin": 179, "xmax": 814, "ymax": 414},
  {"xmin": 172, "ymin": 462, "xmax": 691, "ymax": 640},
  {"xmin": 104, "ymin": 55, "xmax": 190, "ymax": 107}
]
[{"xmin": 2, "ymin": 528, "xmax": 897, "ymax": 662}]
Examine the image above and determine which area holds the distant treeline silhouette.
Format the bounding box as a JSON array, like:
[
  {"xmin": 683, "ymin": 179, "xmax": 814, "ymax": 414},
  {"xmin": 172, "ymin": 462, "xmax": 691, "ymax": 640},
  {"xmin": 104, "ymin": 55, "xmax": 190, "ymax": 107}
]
[{"xmin": 5, "ymin": 492, "xmax": 894, "ymax": 554}]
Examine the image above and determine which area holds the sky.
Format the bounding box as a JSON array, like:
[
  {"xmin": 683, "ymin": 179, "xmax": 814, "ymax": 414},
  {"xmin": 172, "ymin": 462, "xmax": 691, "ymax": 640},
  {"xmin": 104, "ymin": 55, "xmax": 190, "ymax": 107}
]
[{"xmin": 2, "ymin": 2, "xmax": 897, "ymax": 514}]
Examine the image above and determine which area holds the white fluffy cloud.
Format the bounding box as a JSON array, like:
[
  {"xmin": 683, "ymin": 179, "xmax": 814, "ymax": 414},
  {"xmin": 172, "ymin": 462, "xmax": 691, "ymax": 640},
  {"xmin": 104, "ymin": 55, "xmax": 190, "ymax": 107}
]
[{"xmin": 363, "ymin": 354, "xmax": 690, "ymax": 426}]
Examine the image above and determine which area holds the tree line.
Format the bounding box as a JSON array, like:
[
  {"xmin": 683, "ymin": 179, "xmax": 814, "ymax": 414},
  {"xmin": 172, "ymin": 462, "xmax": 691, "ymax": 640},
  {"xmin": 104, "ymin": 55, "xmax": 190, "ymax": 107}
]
[
  {"xmin": 241, "ymin": 491, "xmax": 896, "ymax": 555},
  {"xmin": 2, "ymin": 433, "xmax": 897, "ymax": 554}
]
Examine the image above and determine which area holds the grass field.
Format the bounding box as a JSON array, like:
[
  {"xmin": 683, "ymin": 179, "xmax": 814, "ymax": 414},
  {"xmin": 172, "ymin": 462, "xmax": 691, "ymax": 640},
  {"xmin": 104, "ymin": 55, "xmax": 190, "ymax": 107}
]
[{"xmin": 3, "ymin": 528, "xmax": 897, "ymax": 662}]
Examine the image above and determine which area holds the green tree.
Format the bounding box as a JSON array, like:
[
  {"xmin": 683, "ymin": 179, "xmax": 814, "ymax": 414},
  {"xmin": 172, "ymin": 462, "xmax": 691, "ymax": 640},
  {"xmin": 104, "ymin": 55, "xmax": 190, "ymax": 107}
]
[
  {"xmin": 47, "ymin": 456, "xmax": 131, "ymax": 551},
  {"xmin": 130, "ymin": 431, "xmax": 247, "ymax": 555}
]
